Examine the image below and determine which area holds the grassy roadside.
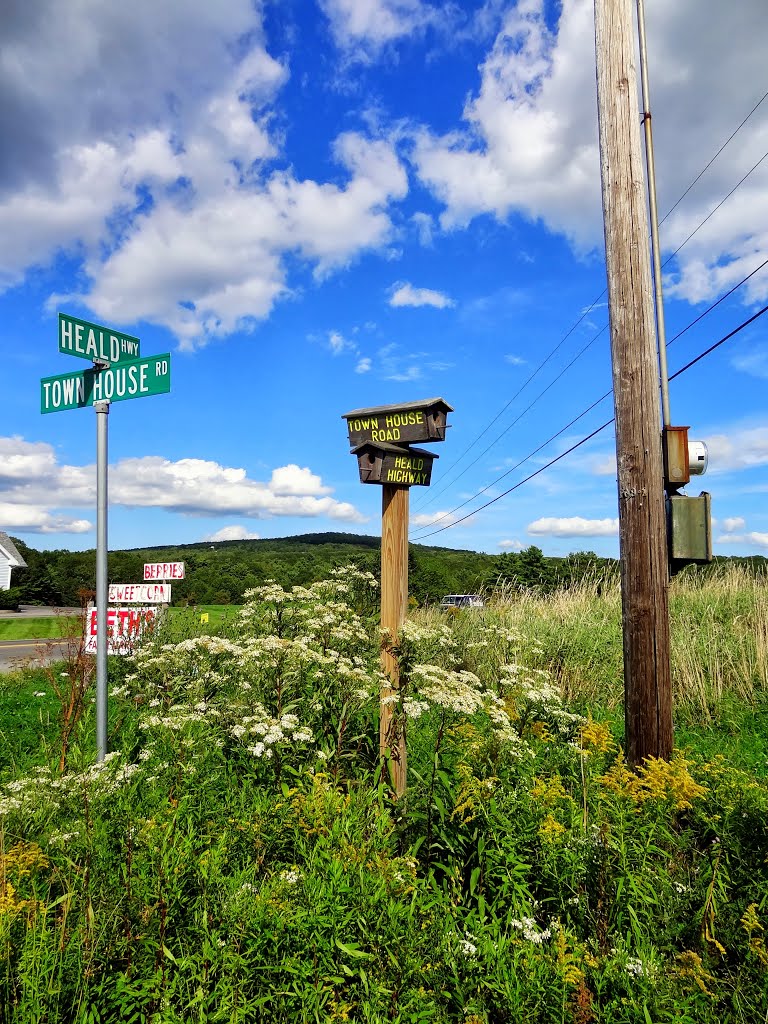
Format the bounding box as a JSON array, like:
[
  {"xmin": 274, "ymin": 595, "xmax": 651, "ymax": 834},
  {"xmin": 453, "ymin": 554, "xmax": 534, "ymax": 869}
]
[
  {"xmin": 0, "ymin": 605, "xmax": 236, "ymax": 642},
  {"xmin": 0, "ymin": 617, "xmax": 80, "ymax": 641}
]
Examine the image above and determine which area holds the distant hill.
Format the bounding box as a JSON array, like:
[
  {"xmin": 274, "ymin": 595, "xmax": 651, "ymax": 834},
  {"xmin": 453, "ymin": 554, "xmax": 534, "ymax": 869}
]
[
  {"xmin": 7, "ymin": 532, "xmax": 764, "ymax": 609},
  {"xmin": 7, "ymin": 532, "xmax": 497, "ymax": 607}
]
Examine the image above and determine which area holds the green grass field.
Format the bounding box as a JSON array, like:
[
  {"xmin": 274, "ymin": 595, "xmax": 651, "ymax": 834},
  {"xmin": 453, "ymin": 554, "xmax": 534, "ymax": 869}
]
[{"xmin": 0, "ymin": 617, "xmax": 80, "ymax": 641}]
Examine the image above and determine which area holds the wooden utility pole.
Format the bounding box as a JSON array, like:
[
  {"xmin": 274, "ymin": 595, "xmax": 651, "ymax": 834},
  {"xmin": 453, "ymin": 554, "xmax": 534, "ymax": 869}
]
[
  {"xmin": 380, "ymin": 483, "xmax": 409, "ymax": 796},
  {"xmin": 594, "ymin": 0, "xmax": 673, "ymax": 764}
]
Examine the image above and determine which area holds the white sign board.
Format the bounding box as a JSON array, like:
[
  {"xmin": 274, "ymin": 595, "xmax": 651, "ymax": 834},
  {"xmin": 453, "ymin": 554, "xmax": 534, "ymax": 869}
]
[
  {"xmin": 109, "ymin": 582, "xmax": 171, "ymax": 604},
  {"xmin": 85, "ymin": 606, "xmax": 161, "ymax": 656},
  {"xmin": 144, "ymin": 561, "xmax": 185, "ymax": 581}
]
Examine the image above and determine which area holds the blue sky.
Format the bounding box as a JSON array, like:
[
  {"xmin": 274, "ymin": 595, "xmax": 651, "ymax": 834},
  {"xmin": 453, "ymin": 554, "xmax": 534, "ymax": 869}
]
[{"xmin": 2, "ymin": 0, "xmax": 768, "ymax": 558}]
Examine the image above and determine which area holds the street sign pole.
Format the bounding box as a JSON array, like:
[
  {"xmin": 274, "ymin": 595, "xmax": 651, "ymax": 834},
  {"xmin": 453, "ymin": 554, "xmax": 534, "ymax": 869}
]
[{"xmin": 95, "ymin": 399, "xmax": 110, "ymax": 761}]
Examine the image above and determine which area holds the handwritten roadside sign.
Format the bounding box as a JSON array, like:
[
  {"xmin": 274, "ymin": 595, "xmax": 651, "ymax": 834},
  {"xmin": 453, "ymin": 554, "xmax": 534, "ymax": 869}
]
[
  {"xmin": 40, "ymin": 354, "xmax": 171, "ymax": 413},
  {"xmin": 59, "ymin": 313, "xmax": 141, "ymax": 366},
  {"xmin": 108, "ymin": 582, "xmax": 172, "ymax": 604},
  {"xmin": 85, "ymin": 605, "xmax": 160, "ymax": 656},
  {"xmin": 144, "ymin": 561, "xmax": 185, "ymax": 581}
]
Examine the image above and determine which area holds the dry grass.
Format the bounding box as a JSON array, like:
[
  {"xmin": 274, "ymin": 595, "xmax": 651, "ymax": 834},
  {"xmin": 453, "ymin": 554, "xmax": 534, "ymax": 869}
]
[{"xmin": 415, "ymin": 565, "xmax": 768, "ymax": 720}]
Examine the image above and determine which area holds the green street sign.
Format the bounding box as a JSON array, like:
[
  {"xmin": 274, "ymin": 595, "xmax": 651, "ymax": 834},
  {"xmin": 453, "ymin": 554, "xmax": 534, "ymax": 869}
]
[
  {"xmin": 41, "ymin": 354, "xmax": 171, "ymax": 414},
  {"xmin": 58, "ymin": 312, "xmax": 141, "ymax": 366}
]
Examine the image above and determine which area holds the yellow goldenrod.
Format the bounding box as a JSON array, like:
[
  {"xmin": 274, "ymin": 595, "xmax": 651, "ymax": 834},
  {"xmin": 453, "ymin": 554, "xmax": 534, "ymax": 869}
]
[{"xmin": 538, "ymin": 813, "xmax": 567, "ymax": 842}]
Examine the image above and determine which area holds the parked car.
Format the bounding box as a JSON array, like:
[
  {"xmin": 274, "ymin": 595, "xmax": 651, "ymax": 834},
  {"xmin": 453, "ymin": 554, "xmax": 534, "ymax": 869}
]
[{"xmin": 439, "ymin": 594, "xmax": 485, "ymax": 609}]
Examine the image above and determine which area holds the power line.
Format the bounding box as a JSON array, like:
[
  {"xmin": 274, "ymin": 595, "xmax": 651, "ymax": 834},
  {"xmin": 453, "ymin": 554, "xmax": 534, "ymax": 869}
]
[
  {"xmin": 411, "ymin": 301, "xmax": 768, "ymax": 542},
  {"xmin": 664, "ymin": 147, "xmax": 768, "ymax": 262},
  {"xmin": 414, "ymin": 90, "xmax": 768, "ymax": 514},
  {"xmin": 410, "ymin": 289, "xmax": 607, "ymax": 512},
  {"xmin": 660, "ymin": 87, "xmax": 768, "ymax": 225},
  {"xmin": 410, "ymin": 256, "xmax": 768, "ymax": 539}
]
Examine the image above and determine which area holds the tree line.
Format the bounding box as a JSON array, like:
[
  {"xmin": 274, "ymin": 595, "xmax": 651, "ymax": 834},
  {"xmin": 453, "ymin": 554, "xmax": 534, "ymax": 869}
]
[{"xmin": 2, "ymin": 532, "xmax": 765, "ymax": 610}]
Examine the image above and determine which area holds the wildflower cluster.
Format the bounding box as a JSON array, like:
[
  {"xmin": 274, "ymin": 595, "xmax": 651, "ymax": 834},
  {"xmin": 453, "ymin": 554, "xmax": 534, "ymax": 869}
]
[{"xmin": 600, "ymin": 752, "xmax": 708, "ymax": 811}]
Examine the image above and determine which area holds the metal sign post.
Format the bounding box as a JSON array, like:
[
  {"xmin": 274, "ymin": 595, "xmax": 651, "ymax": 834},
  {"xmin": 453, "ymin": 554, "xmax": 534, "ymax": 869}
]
[
  {"xmin": 42, "ymin": 313, "xmax": 171, "ymax": 762},
  {"xmin": 95, "ymin": 399, "xmax": 110, "ymax": 761}
]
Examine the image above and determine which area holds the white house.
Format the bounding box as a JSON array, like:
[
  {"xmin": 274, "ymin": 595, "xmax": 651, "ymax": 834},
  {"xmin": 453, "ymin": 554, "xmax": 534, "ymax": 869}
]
[{"xmin": 0, "ymin": 533, "xmax": 27, "ymax": 591}]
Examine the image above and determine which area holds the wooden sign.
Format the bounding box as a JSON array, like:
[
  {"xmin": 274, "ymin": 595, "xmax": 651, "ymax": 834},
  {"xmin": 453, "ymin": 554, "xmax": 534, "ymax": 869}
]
[
  {"xmin": 85, "ymin": 605, "xmax": 160, "ymax": 656},
  {"xmin": 144, "ymin": 561, "xmax": 185, "ymax": 580},
  {"xmin": 342, "ymin": 398, "xmax": 453, "ymax": 447},
  {"xmin": 352, "ymin": 442, "xmax": 437, "ymax": 487},
  {"xmin": 109, "ymin": 582, "xmax": 171, "ymax": 604}
]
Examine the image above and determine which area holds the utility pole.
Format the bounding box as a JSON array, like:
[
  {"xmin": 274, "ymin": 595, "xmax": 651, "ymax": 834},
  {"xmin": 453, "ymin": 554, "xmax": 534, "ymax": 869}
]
[{"xmin": 594, "ymin": 0, "xmax": 673, "ymax": 764}]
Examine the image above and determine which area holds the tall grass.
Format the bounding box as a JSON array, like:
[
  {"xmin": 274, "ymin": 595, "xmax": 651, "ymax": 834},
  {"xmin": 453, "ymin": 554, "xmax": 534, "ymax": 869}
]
[{"xmin": 419, "ymin": 565, "xmax": 768, "ymax": 722}]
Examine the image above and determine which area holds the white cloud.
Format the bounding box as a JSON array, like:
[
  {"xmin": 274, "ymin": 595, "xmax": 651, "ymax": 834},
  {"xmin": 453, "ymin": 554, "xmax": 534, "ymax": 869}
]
[
  {"xmin": 411, "ymin": 510, "xmax": 459, "ymax": 528},
  {"xmin": 0, "ymin": 2, "xmax": 410, "ymax": 348},
  {"xmin": 716, "ymin": 531, "xmax": 768, "ymax": 550},
  {"xmin": 732, "ymin": 345, "xmax": 768, "ymax": 380},
  {"xmin": 498, "ymin": 538, "xmax": 524, "ymax": 550},
  {"xmin": 721, "ymin": 516, "xmax": 746, "ymax": 532},
  {"xmin": 703, "ymin": 426, "xmax": 768, "ymax": 471},
  {"xmin": 505, "ymin": 354, "xmax": 526, "ymax": 366},
  {"xmin": 269, "ymin": 465, "xmax": 332, "ymax": 497},
  {"xmin": 205, "ymin": 525, "xmax": 262, "ymax": 542},
  {"xmin": 0, "ymin": 436, "xmax": 366, "ymax": 528},
  {"xmin": 412, "ymin": 212, "xmax": 434, "ymax": 246},
  {"xmin": 411, "ymin": 0, "xmax": 768, "ymax": 304},
  {"xmin": 319, "ymin": 0, "xmax": 441, "ymax": 56},
  {"xmin": 389, "ymin": 282, "xmax": 455, "ymax": 309},
  {"xmin": 328, "ymin": 330, "xmax": 353, "ymax": 355},
  {"xmin": 528, "ymin": 516, "xmax": 618, "ymax": 537},
  {"xmin": 0, "ymin": 436, "xmax": 58, "ymax": 481},
  {"xmin": 355, "ymin": 357, "xmax": 373, "ymax": 373},
  {"xmin": 0, "ymin": 502, "xmax": 91, "ymax": 535},
  {"xmin": 412, "ymin": 0, "xmax": 601, "ymax": 247}
]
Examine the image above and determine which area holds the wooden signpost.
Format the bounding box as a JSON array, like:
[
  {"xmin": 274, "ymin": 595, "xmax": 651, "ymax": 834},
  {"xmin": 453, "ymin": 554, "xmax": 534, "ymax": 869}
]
[{"xmin": 342, "ymin": 398, "xmax": 453, "ymax": 797}]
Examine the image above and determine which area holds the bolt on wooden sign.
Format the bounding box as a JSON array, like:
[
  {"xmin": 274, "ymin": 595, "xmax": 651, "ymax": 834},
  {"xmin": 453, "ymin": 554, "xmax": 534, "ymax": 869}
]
[{"xmin": 342, "ymin": 398, "xmax": 452, "ymax": 490}]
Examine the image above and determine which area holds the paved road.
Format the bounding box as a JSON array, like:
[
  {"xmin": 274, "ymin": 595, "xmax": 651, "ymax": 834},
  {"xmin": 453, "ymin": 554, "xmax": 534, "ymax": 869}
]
[
  {"xmin": 0, "ymin": 605, "xmax": 80, "ymax": 619},
  {"xmin": 0, "ymin": 638, "xmax": 72, "ymax": 672}
]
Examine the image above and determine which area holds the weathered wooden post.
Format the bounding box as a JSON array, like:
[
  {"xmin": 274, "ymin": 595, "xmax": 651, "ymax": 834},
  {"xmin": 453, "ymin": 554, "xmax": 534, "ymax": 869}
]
[{"xmin": 342, "ymin": 399, "xmax": 452, "ymax": 796}]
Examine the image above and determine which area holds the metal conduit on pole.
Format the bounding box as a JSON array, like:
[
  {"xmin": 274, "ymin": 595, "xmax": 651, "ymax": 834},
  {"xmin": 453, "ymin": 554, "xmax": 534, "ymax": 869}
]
[
  {"xmin": 95, "ymin": 398, "xmax": 110, "ymax": 762},
  {"xmin": 636, "ymin": 0, "xmax": 672, "ymax": 429}
]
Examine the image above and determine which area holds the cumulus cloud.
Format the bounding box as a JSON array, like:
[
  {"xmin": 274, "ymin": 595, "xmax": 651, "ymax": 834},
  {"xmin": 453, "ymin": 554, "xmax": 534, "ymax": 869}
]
[
  {"xmin": 411, "ymin": 510, "xmax": 459, "ymax": 528},
  {"xmin": 412, "ymin": 0, "xmax": 601, "ymax": 246},
  {"xmin": 0, "ymin": 436, "xmax": 366, "ymax": 531},
  {"xmin": 0, "ymin": 502, "xmax": 91, "ymax": 535},
  {"xmin": 498, "ymin": 538, "xmax": 525, "ymax": 550},
  {"xmin": 703, "ymin": 426, "xmax": 768, "ymax": 471},
  {"xmin": 0, "ymin": 2, "xmax": 409, "ymax": 347},
  {"xmin": 721, "ymin": 516, "xmax": 746, "ymax": 532},
  {"xmin": 319, "ymin": 0, "xmax": 441, "ymax": 57},
  {"xmin": 528, "ymin": 516, "xmax": 618, "ymax": 537},
  {"xmin": 205, "ymin": 525, "xmax": 262, "ymax": 542},
  {"xmin": 389, "ymin": 282, "xmax": 455, "ymax": 309},
  {"xmin": 716, "ymin": 531, "xmax": 768, "ymax": 549},
  {"xmin": 355, "ymin": 357, "xmax": 373, "ymax": 373},
  {"xmin": 411, "ymin": 0, "xmax": 768, "ymax": 304}
]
